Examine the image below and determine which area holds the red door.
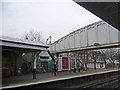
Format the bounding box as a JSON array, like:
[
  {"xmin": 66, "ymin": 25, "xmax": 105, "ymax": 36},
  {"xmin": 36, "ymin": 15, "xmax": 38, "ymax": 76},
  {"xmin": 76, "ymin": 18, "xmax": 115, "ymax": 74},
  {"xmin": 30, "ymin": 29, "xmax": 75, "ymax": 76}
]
[{"xmin": 62, "ymin": 57, "xmax": 68, "ymax": 69}]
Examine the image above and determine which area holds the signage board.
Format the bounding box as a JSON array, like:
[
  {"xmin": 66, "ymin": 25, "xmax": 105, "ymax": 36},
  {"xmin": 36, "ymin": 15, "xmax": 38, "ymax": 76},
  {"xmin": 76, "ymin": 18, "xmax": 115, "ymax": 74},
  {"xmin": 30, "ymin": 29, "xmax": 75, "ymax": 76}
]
[{"xmin": 62, "ymin": 57, "xmax": 68, "ymax": 69}]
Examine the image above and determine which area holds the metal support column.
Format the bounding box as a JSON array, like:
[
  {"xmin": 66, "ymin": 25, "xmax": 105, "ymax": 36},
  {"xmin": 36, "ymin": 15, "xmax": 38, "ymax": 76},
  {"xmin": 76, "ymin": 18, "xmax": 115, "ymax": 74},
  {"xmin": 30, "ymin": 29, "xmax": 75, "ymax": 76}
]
[
  {"xmin": 33, "ymin": 54, "xmax": 36, "ymax": 79},
  {"xmin": 68, "ymin": 53, "xmax": 71, "ymax": 73}
]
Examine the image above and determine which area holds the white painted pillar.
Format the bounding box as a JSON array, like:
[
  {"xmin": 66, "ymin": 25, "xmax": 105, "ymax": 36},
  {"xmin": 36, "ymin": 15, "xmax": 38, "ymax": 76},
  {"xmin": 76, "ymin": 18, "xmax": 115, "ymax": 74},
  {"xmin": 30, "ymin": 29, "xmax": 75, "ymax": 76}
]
[
  {"xmin": 33, "ymin": 54, "xmax": 37, "ymax": 79},
  {"xmin": 68, "ymin": 54, "xmax": 70, "ymax": 71},
  {"xmin": 58, "ymin": 55, "xmax": 62, "ymax": 71},
  {"xmin": 68, "ymin": 54, "xmax": 71, "ymax": 72},
  {"xmin": 33, "ymin": 54, "xmax": 36, "ymax": 69}
]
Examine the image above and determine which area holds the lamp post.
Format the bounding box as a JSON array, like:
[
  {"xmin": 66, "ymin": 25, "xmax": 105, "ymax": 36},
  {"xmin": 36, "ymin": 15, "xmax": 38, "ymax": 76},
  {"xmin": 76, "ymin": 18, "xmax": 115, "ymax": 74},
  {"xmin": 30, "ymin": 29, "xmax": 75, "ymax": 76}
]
[
  {"xmin": 49, "ymin": 36, "xmax": 52, "ymax": 44},
  {"xmin": 46, "ymin": 38, "xmax": 49, "ymax": 45}
]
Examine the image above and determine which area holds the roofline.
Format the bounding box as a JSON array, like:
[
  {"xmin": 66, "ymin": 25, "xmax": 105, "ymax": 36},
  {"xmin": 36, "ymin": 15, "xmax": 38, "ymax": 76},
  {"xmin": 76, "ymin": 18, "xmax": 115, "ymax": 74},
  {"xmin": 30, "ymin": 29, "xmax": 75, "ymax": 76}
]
[
  {"xmin": 0, "ymin": 36, "xmax": 49, "ymax": 48},
  {"xmin": 73, "ymin": 0, "xmax": 120, "ymax": 2},
  {"xmin": 51, "ymin": 20, "xmax": 103, "ymax": 45}
]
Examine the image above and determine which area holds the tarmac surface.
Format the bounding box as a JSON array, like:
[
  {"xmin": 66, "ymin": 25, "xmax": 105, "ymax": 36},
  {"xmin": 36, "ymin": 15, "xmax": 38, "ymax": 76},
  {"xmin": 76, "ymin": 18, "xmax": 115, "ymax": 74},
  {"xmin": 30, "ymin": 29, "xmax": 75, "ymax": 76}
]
[{"xmin": 2, "ymin": 68, "xmax": 119, "ymax": 87}]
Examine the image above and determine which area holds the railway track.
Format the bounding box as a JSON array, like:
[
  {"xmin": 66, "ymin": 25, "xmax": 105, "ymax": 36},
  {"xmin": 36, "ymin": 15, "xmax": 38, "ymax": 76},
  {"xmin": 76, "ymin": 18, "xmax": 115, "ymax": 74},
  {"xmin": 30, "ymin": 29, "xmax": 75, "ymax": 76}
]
[{"xmin": 68, "ymin": 73, "xmax": 120, "ymax": 89}]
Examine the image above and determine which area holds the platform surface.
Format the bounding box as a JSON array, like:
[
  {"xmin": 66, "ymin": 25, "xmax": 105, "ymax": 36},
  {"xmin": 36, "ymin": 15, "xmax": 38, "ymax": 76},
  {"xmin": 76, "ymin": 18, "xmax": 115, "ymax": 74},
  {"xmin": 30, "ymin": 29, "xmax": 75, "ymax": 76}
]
[{"xmin": 2, "ymin": 68, "xmax": 120, "ymax": 89}]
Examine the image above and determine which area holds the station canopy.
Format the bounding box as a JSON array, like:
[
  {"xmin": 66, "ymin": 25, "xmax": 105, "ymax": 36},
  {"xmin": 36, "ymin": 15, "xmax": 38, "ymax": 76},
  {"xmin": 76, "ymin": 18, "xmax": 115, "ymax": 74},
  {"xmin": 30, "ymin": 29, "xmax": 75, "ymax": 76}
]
[
  {"xmin": 73, "ymin": 0, "xmax": 120, "ymax": 31},
  {"xmin": 0, "ymin": 36, "xmax": 49, "ymax": 52}
]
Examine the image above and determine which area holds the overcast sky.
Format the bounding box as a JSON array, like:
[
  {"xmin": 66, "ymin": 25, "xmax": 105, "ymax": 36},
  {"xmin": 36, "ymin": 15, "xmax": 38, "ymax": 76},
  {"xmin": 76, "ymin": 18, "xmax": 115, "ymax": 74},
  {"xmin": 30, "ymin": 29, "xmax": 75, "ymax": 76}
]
[{"xmin": 1, "ymin": 0, "xmax": 101, "ymax": 42}]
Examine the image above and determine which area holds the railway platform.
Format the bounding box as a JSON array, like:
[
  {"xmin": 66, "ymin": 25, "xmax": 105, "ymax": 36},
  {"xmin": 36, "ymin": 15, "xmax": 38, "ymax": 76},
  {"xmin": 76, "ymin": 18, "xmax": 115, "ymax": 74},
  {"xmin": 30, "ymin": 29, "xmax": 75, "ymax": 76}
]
[{"xmin": 2, "ymin": 68, "xmax": 120, "ymax": 89}]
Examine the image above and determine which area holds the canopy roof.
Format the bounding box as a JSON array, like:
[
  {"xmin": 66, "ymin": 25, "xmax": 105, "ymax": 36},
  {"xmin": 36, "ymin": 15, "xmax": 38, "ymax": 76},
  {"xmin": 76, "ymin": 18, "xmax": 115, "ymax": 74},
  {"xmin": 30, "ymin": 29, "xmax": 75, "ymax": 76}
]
[
  {"xmin": 0, "ymin": 36, "xmax": 49, "ymax": 52},
  {"xmin": 73, "ymin": 1, "xmax": 120, "ymax": 30}
]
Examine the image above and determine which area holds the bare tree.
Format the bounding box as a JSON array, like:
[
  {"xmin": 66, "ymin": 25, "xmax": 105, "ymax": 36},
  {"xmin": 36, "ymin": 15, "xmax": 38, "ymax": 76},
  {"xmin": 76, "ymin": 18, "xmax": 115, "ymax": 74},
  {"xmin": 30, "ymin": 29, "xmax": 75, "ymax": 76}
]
[
  {"xmin": 103, "ymin": 48, "xmax": 118, "ymax": 63},
  {"xmin": 100, "ymin": 48, "xmax": 119, "ymax": 68},
  {"xmin": 78, "ymin": 51, "xmax": 88, "ymax": 70},
  {"xmin": 88, "ymin": 50, "xmax": 101, "ymax": 70},
  {"xmin": 23, "ymin": 29, "xmax": 45, "ymax": 44}
]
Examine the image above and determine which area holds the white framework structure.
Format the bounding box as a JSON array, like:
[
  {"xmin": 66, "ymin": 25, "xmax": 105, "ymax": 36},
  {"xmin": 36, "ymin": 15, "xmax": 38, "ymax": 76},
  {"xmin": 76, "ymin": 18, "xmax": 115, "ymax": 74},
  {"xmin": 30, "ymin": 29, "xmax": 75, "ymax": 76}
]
[{"xmin": 50, "ymin": 21, "xmax": 120, "ymax": 53}]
